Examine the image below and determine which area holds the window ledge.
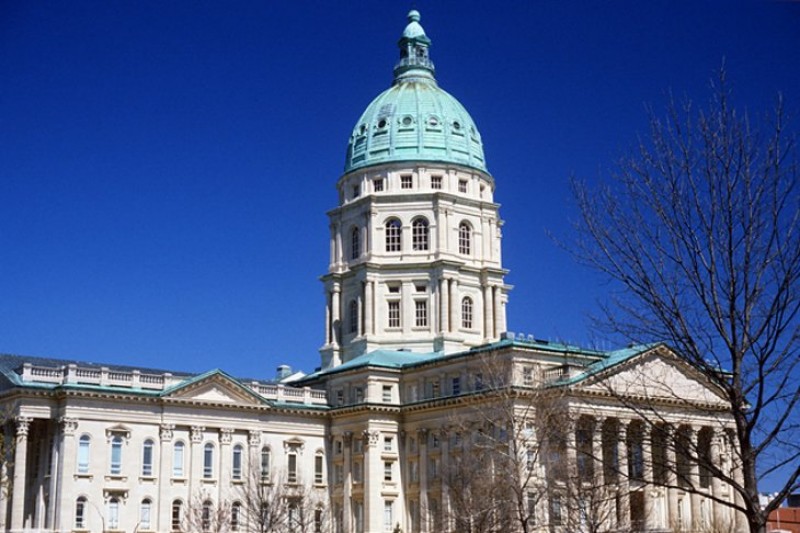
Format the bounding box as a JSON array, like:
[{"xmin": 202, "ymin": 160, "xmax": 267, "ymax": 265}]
[
  {"xmin": 139, "ymin": 476, "xmax": 157, "ymax": 483},
  {"xmin": 103, "ymin": 475, "xmax": 127, "ymax": 482},
  {"xmin": 200, "ymin": 478, "xmax": 217, "ymax": 485},
  {"xmin": 74, "ymin": 473, "xmax": 93, "ymax": 481},
  {"xmin": 170, "ymin": 477, "xmax": 187, "ymax": 485}
]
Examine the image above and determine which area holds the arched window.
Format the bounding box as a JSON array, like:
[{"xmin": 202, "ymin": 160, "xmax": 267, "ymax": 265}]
[
  {"xmin": 75, "ymin": 496, "xmax": 87, "ymax": 529},
  {"xmin": 202, "ymin": 500, "xmax": 213, "ymax": 532},
  {"xmin": 351, "ymin": 226, "xmax": 360, "ymax": 260},
  {"xmin": 461, "ymin": 297, "xmax": 473, "ymax": 329},
  {"xmin": 107, "ymin": 497, "xmax": 120, "ymax": 530},
  {"xmin": 261, "ymin": 446, "xmax": 271, "ymax": 482},
  {"xmin": 171, "ymin": 500, "xmax": 183, "ymax": 531},
  {"xmin": 349, "ymin": 300, "xmax": 359, "ymax": 334},
  {"xmin": 412, "ymin": 218, "xmax": 429, "ymax": 251},
  {"xmin": 232, "ymin": 444, "xmax": 243, "ymax": 480},
  {"xmin": 173, "ymin": 441, "xmax": 185, "ymax": 477},
  {"xmin": 314, "ymin": 451, "xmax": 325, "ymax": 484},
  {"xmin": 110, "ymin": 435, "xmax": 123, "ymax": 475},
  {"xmin": 142, "ymin": 439, "xmax": 154, "ymax": 476},
  {"xmin": 458, "ymin": 222, "xmax": 471, "ymax": 255},
  {"xmin": 77, "ymin": 435, "xmax": 90, "ymax": 474},
  {"xmin": 203, "ymin": 443, "xmax": 214, "ymax": 479},
  {"xmin": 140, "ymin": 498, "xmax": 152, "ymax": 530},
  {"xmin": 231, "ymin": 501, "xmax": 242, "ymax": 531},
  {"xmin": 385, "ymin": 219, "xmax": 402, "ymax": 252}
]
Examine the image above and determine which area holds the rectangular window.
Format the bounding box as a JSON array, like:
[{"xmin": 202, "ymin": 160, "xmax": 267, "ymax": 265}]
[
  {"xmin": 110, "ymin": 436, "xmax": 123, "ymax": 475},
  {"xmin": 410, "ymin": 460, "xmax": 419, "ymax": 482},
  {"xmin": 288, "ymin": 452, "xmax": 298, "ymax": 483},
  {"xmin": 458, "ymin": 179, "xmax": 468, "ymax": 193},
  {"xmin": 523, "ymin": 366, "xmax": 534, "ymax": 386},
  {"xmin": 401, "ymin": 175, "xmax": 413, "ymax": 189},
  {"xmin": 354, "ymin": 387, "xmax": 364, "ymax": 403},
  {"xmin": 384, "ymin": 501, "xmax": 394, "ymax": 531},
  {"xmin": 108, "ymin": 498, "xmax": 120, "ymax": 530},
  {"xmin": 431, "ymin": 175, "xmax": 442, "ymax": 189},
  {"xmin": 140, "ymin": 500, "xmax": 152, "ymax": 530},
  {"xmin": 451, "ymin": 377, "xmax": 461, "ymax": 395},
  {"xmin": 550, "ymin": 497, "xmax": 562, "ymax": 526},
  {"xmin": 352, "ymin": 184, "xmax": 360, "ymax": 198},
  {"xmin": 172, "ymin": 501, "xmax": 182, "ymax": 531},
  {"xmin": 388, "ymin": 301, "xmax": 401, "ymax": 328},
  {"xmin": 173, "ymin": 442, "xmax": 184, "ymax": 477},
  {"xmin": 203, "ymin": 444, "xmax": 214, "ymax": 479},
  {"xmin": 382, "ymin": 385, "xmax": 392, "ymax": 402},
  {"xmin": 373, "ymin": 178, "xmax": 384, "ymax": 192},
  {"xmin": 336, "ymin": 389, "xmax": 344, "ymax": 405},
  {"xmin": 142, "ymin": 440, "xmax": 154, "ymax": 476},
  {"xmin": 315, "ymin": 454, "xmax": 324, "ymax": 484},
  {"xmin": 77, "ymin": 437, "xmax": 90, "ymax": 474},
  {"xmin": 387, "ymin": 284, "xmax": 400, "ymax": 293},
  {"xmin": 75, "ymin": 498, "xmax": 86, "ymax": 529},
  {"xmin": 384, "ymin": 461, "xmax": 392, "ymax": 481},
  {"xmin": 415, "ymin": 300, "xmax": 428, "ymax": 327},
  {"xmin": 354, "ymin": 439, "xmax": 364, "ymax": 453},
  {"xmin": 384, "ymin": 437, "xmax": 393, "ymax": 452},
  {"xmin": 353, "ymin": 461, "xmax": 362, "ymax": 483},
  {"xmin": 232, "ymin": 445, "xmax": 243, "ymax": 480}
]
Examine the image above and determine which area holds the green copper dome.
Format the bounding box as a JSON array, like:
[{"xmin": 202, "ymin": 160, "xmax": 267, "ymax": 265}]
[{"xmin": 344, "ymin": 11, "xmax": 487, "ymax": 174}]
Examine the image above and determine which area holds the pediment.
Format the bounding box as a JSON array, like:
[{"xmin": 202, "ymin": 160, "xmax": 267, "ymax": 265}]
[
  {"xmin": 163, "ymin": 371, "xmax": 264, "ymax": 406},
  {"xmin": 581, "ymin": 347, "xmax": 728, "ymax": 407}
]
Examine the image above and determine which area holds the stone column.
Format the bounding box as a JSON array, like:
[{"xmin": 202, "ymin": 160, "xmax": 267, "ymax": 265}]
[
  {"xmin": 483, "ymin": 283, "xmax": 493, "ymax": 341},
  {"xmin": 688, "ymin": 427, "xmax": 702, "ymax": 531},
  {"xmin": 564, "ymin": 421, "xmax": 579, "ymax": 529},
  {"xmin": 189, "ymin": 426, "xmax": 205, "ymax": 497},
  {"xmin": 331, "ymin": 284, "xmax": 341, "ymax": 347},
  {"xmin": 664, "ymin": 425, "xmax": 679, "ymax": 530},
  {"xmin": 53, "ymin": 417, "xmax": 78, "ymax": 531},
  {"xmin": 158, "ymin": 424, "xmax": 175, "ymax": 531},
  {"xmin": 617, "ymin": 421, "xmax": 630, "ymax": 531},
  {"xmin": 439, "ymin": 430, "xmax": 451, "ymax": 531},
  {"xmin": 642, "ymin": 427, "xmax": 656, "ymax": 529},
  {"xmin": 363, "ymin": 430, "xmax": 381, "ymax": 532},
  {"xmin": 492, "ymin": 286, "xmax": 502, "ymax": 338},
  {"xmin": 418, "ymin": 429, "xmax": 429, "ymax": 533},
  {"xmin": 710, "ymin": 429, "xmax": 726, "ymax": 528},
  {"xmin": 11, "ymin": 416, "xmax": 31, "ymax": 532},
  {"xmin": 219, "ymin": 428, "xmax": 233, "ymax": 501},
  {"xmin": 343, "ymin": 432, "xmax": 353, "ymax": 533},
  {"xmin": 439, "ymin": 277, "xmax": 449, "ymax": 334},
  {"xmin": 449, "ymin": 279, "xmax": 459, "ymax": 332},
  {"xmin": 325, "ymin": 292, "xmax": 332, "ymax": 345},
  {"xmin": 364, "ymin": 280, "xmax": 373, "ymax": 336}
]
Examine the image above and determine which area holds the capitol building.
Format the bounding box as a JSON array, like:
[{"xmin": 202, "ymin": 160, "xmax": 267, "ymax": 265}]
[{"xmin": 0, "ymin": 11, "xmax": 745, "ymax": 533}]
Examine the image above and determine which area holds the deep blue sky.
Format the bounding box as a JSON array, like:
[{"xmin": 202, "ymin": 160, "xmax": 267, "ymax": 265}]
[{"xmin": 2, "ymin": 1, "xmax": 798, "ymax": 384}]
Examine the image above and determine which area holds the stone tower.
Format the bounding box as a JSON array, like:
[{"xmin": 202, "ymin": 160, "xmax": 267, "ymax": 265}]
[{"xmin": 320, "ymin": 11, "xmax": 510, "ymax": 368}]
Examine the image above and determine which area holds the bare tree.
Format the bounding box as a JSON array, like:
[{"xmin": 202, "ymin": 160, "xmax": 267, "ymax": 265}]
[
  {"xmin": 180, "ymin": 490, "xmax": 233, "ymax": 533},
  {"xmin": 571, "ymin": 70, "xmax": 800, "ymax": 533}
]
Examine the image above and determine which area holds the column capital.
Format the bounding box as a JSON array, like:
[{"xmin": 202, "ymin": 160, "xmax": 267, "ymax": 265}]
[
  {"xmin": 363, "ymin": 430, "xmax": 379, "ymax": 447},
  {"xmin": 248, "ymin": 430, "xmax": 261, "ymax": 448},
  {"xmin": 59, "ymin": 416, "xmax": 79, "ymax": 436},
  {"xmin": 219, "ymin": 428, "xmax": 234, "ymax": 445},
  {"xmin": 190, "ymin": 426, "xmax": 205, "ymax": 443},
  {"xmin": 343, "ymin": 431, "xmax": 354, "ymax": 446},
  {"xmin": 15, "ymin": 416, "xmax": 32, "ymax": 438},
  {"xmin": 417, "ymin": 427, "xmax": 429, "ymax": 439},
  {"xmin": 160, "ymin": 424, "xmax": 175, "ymax": 441}
]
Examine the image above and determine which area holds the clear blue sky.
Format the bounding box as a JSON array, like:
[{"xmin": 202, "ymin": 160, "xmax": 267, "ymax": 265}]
[{"xmin": 1, "ymin": 1, "xmax": 798, "ymax": 383}]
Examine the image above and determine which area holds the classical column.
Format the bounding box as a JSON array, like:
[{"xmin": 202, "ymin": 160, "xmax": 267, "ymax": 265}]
[
  {"xmin": 343, "ymin": 432, "xmax": 353, "ymax": 533},
  {"xmin": 331, "ymin": 285, "xmax": 341, "ymax": 347},
  {"xmin": 158, "ymin": 424, "xmax": 175, "ymax": 532},
  {"xmin": 642, "ymin": 427, "xmax": 656, "ymax": 529},
  {"xmin": 564, "ymin": 420, "xmax": 579, "ymax": 529},
  {"xmin": 418, "ymin": 429, "xmax": 429, "ymax": 533},
  {"xmin": 11, "ymin": 416, "xmax": 31, "ymax": 532},
  {"xmin": 710, "ymin": 429, "xmax": 726, "ymax": 528},
  {"xmin": 439, "ymin": 277, "xmax": 449, "ymax": 334},
  {"xmin": 325, "ymin": 292, "xmax": 332, "ymax": 345},
  {"xmin": 483, "ymin": 283, "xmax": 493, "ymax": 341},
  {"xmin": 53, "ymin": 417, "xmax": 78, "ymax": 531},
  {"xmin": 688, "ymin": 427, "xmax": 702, "ymax": 531},
  {"xmin": 364, "ymin": 281, "xmax": 373, "ymax": 336},
  {"xmin": 363, "ymin": 430, "xmax": 381, "ymax": 532},
  {"xmin": 189, "ymin": 426, "xmax": 205, "ymax": 497},
  {"xmin": 664, "ymin": 425, "xmax": 679, "ymax": 530},
  {"xmin": 492, "ymin": 286, "xmax": 502, "ymax": 338},
  {"xmin": 439, "ymin": 430, "xmax": 451, "ymax": 532},
  {"xmin": 617, "ymin": 421, "xmax": 630, "ymax": 530},
  {"xmin": 219, "ymin": 428, "xmax": 233, "ymax": 501},
  {"xmin": 449, "ymin": 279, "xmax": 459, "ymax": 332}
]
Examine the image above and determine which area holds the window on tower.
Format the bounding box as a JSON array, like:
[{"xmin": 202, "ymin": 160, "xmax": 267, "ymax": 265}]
[
  {"xmin": 461, "ymin": 297, "xmax": 473, "ymax": 329},
  {"xmin": 385, "ymin": 219, "xmax": 402, "ymax": 252},
  {"xmin": 401, "ymin": 175, "xmax": 413, "ymax": 189},
  {"xmin": 351, "ymin": 226, "xmax": 360, "ymax": 260},
  {"xmin": 431, "ymin": 175, "xmax": 442, "ymax": 189},
  {"xmin": 412, "ymin": 217, "xmax": 429, "ymax": 251},
  {"xmin": 349, "ymin": 300, "xmax": 359, "ymax": 334},
  {"xmin": 458, "ymin": 222, "xmax": 472, "ymax": 255},
  {"xmin": 415, "ymin": 300, "xmax": 428, "ymax": 327},
  {"xmin": 388, "ymin": 301, "xmax": 401, "ymax": 328}
]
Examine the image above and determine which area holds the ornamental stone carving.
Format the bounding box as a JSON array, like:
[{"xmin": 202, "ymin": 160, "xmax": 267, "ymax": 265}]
[
  {"xmin": 15, "ymin": 416, "xmax": 32, "ymax": 438},
  {"xmin": 363, "ymin": 430, "xmax": 379, "ymax": 446},
  {"xmin": 219, "ymin": 428, "xmax": 234, "ymax": 445},
  {"xmin": 248, "ymin": 430, "xmax": 261, "ymax": 447},
  {"xmin": 160, "ymin": 424, "xmax": 175, "ymax": 441},
  {"xmin": 190, "ymin": 426, "xmax": 205, "ymax": 444},
  {"xmin": 59, "ymin": 416, "xmax": 79, "ymax": 436}
]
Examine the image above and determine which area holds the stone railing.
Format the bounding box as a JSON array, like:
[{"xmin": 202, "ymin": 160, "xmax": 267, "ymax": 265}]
[{"xmin": 18, "ymin": 363, "xmax": 328, "ymax": 406}]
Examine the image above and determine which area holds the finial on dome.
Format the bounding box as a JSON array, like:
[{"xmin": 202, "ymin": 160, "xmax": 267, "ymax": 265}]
[{"xmin": 394, "ymin": 9, "xmax": 435, "ymax": 82}]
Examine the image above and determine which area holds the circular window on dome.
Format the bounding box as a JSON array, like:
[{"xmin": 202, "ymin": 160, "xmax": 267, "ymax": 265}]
[
  {"xmin": 428, "ymin": 116, "xmax": 440, "ymax": 127},
  {"xmin": 452, "ymin": 121, "xmax": 461, "ymax": 131},
  {"xmin": 359, "ymin": 124, "xmax": 367, "ymax": 135},
  {"xmin": 377, "ymin": 119, "xmax": 387, "ymax": 129},
  {"xmin": 401, "ymin": 115, "xmax": 414, "ymax": 127}
]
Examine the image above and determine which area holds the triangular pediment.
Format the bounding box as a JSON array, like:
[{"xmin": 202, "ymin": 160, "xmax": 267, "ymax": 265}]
[
  {"xmin": 162, "ymin": 371, "xmax": 265, "ymax": 406},
  {"xmin": 580, "ymin": 347, "xmax": 729, "ymax": 407}
]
